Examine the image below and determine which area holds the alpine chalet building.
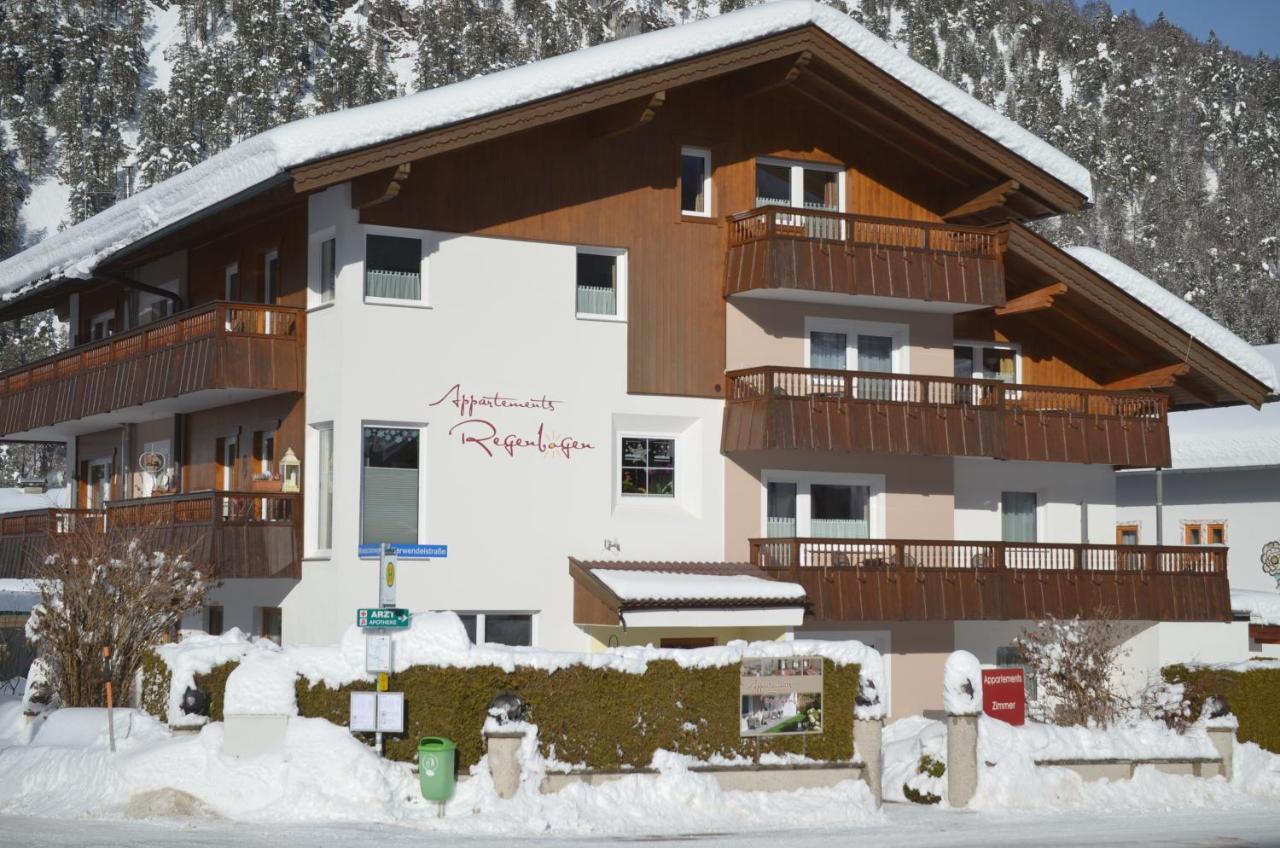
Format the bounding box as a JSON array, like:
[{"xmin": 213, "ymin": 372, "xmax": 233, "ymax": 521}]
[{"xmin": 0, "ymin": 3, "xmax": 1274, "ymax": 716}]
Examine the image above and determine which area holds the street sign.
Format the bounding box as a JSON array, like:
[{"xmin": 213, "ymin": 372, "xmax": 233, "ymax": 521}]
[
  {"xmin": 357, "ymin": 608, "xmax": 410, "ymax": 628},
  {"xmin": 358, "ymin": 543, "xmax": 448, "ymax": 560},
  {"xmin": 366, "ymin": 633, "xmax": 392, "ymax": 673},
  {"xmin": 379, "ymin": 544, "xmax": 397, "ymax": 608},
  {"xmin": 981, "ymin": 668, "xmax": 1027, "ymax": 726}
]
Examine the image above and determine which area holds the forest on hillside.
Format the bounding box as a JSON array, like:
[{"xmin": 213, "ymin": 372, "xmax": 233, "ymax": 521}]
[{"xmin": 0, "ymin": 0, "xmax": 1278, "ymax": 480}]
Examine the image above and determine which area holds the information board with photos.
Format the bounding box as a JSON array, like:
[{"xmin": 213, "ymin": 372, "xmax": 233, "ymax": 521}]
[{"xmin": 739, "ymin": 656, "xmax": 824, "ymax": 737}]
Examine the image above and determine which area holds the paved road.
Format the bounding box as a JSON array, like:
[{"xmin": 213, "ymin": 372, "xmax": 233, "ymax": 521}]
[{"xmin": 4, "ymin": 804, "xmax": 1280, "ymax": 848}]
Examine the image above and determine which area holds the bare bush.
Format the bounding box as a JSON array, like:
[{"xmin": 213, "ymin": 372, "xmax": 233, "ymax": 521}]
[
  {"xmin": 1016, "ymin": 608, "xmax": 1130, "ymax": 727},
  {"xmin": 25, "ymin": 524, "xmax": 210, "ymax": 708}
]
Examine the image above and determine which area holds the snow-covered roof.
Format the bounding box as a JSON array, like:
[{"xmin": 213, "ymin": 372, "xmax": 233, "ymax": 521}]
[
  {"xmin": 1064, "ymin": 248, "xmax": 1280, "ymax": 393},
  {"xmin": 1231, "ymin": 588, "xmax": 1280, "ymax": 626},
  {"xmin": 0, "ymin": 0, "xmax": 1092, "ymax": 301},
  {"xmin": 593, "ymin": 568, "xmax": 806, "ymax": 604}
]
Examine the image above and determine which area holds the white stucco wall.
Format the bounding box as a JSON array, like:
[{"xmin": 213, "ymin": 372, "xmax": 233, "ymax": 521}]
[
  {"xmin": 1117, "ymin": 467, "xmax": 1280, "ymax": 594},
  {"xmin": 282, "ymin": 185, "xmax": 725, "ymax": 648},
  {"xmin": 953, "ymin": 458, "xmax": 1116, "ymax": 543}
]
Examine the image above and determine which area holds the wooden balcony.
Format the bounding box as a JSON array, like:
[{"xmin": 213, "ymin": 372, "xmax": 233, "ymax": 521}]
[
  {"xmin": 0, "ymin": 491, "xmax": 300, "ymax": 581},
  {"xmin": 723, "ymin": 367, "xmax": 1170, "ymax": 467},
  {"xmin": 0, "ymin": 301, "xmax": 304, "ymax": 438},
  {"xmin": 751, "ymin": 538, "xmax": 1230, "ymax": 622},
  {"xmin": 724, "ymin": 206, "xmax": 1005, "ymax": 306}
]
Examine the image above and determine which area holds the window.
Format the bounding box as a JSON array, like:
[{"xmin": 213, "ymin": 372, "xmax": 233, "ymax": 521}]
[
  {"xmin": 365, "ymin": 234, "xmax": 422, "ymax": 301},
  {"xmin": 260, "ymin": 607, "xmax": 282, "ymax": 644},
  {"xmin": 314, "ymin": 424, "xmax": 334, "ymax": 551},
  {"xmin": 805, "ymin": 319, "xmax": 905, "ymax": 399},
  {"xmin": 809, "ymin": 331, "xmax": 847, "ymax": 371},
  {"xmin": 954, "ymin": 342, "xmax": 1018, "ymax": 383},
  {"xmin": 87, "ymin": 458, "xmax": 113, "ymax": 509},
  {"xmin": 205, "ymin": 605, "xmax": 224, "ymax": 637},
  {"xmin": 764, "ymin": 474, "xmax": 881, "ymax": 540},
  {"xmin": 1184, "ymin": 522, "xmax": 1226, "ymax": 545},
  {"xmin": 89, "ymin": 311, "xmax": 115, "ymax": 341},
  {"xmin": 576, "ymin": 248, "xmax": 626, "ymax": 319},
  {"xmin": 620, "ymin": 437, "xmax": 675, "ymax": 497},
  {"xmin": 224, "ymin": 263, "xmax": 240, "ymax": 301},
  {"xmin": 253, "ymin": 430, "xmax": 276, "ymax": 477},
  {"xmin": 755, "ymin": 157, "xmax": 844, "ymax": 239},
  {"xmin": 810, "ymin": 484, "xmax": 871, "ymax": 538},
  {"xmin": 1116, "ymin": 524, "xmax": 1139, "ymax": 545},
  {"xmin": 680, "ymin": 147, "xmax": 712, "ymax": 217},
  {"xmin": 263, "ymin": 250, "xmax": 279, "ymax": 304},
  {"xmin": 361, "ymin": 426, "xmax": 420, "ymax": 544},
  {"xmin": 1001, "ymin": 492, "xmax": 1038, "ymax": 543},
  {"xmin": 217, "ymin": 437, "xmax": 237, "ymax": 491},
  {"xmin": 455, "ymin": 613, "xmax": 533, "ymax": 647},
  {"xmin": 319, "ymin": 238, "xmax": 336, "ymax": 304},
  {"xmin": 767, "ymin": 482, "xmax": 797, "ymax": 537}
]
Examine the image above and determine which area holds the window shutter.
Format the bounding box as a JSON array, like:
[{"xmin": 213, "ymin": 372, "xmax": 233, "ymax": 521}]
[{"xmin": 361, "ymin": 466, "xmax": 418, "ymax": 544}]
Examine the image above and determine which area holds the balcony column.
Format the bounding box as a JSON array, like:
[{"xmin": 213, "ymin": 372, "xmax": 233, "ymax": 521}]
[{"xmin": 173, "ymin": 413, "xmax": 186, "ymax": 495}]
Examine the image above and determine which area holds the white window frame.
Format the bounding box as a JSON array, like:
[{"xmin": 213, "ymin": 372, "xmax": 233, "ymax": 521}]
[
  {"xmin": 89, "ymin": 309, "xmax": 115, "ymax": 342},
  {"xmin": 87, "ymin": 456, "xmax": 113, "ymax": 508},
  {"xmin": 760, "ymin": 470, "xmax": 886, "ymax": 538},
  {"xmin": 362, "ymin": 225, "xmax": 430, "ymax": 308},
  {"xmin": 221, "ymin": 437, "xmax": 238, "ymax": 491},
  {"xmin": 308, "ymin": 226, "xmax": 338, "ymax": 310},
  {"xmin": 618, "ymin": 432, "xmax": 677, "ymax": 500},
  {"xmin": 575, "ymin": 246, "xmax": 628, "ymax": 322},
  {"xmin": 954, "ymin": 339, "xmax": 1022, "ymax": 383},
  {"xmin": 223, "ymin": 262, "xmax": 239, "ymax": 302},
  {"xmin": 454, "ymin": 611, "xmax": 539, "ymax": 647},
  {"xmin": 306, "ymin": 422, "xmax": 335, "ymax": 558},
  {"xmin": 803, "ymin": 317, "xmax": 909, "ymax": 373},
  {"xmin": 680, "ymin": 146, "xmax": 713, "ymax": 218},
  {"xmin": 359, "ymin": 421, "xmax": 428, "ymax": 546},
  {"xmin": 755, "ymin": 156, "xmax": 847, "ymax": 211}
]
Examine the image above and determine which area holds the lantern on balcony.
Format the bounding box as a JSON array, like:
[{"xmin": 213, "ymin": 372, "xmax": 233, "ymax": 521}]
[{"xmin": 280, "ymin": 448, "xmax": 301, "ymax": 493}]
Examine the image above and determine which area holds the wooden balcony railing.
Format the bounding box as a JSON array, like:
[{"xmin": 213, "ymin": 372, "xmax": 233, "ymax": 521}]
[
  {"xmin": 722, "ymin": 366, "xmax": 1170, "ymax": 467},
  {"xmin": 750, "ymin": 537, "xmax": 1230, "ymax": 622},
  {"xmin": 0, "ymin": 491, "xmax": 300, "ymax": 580},
  {"xmin": 0, "ymin": 301, "xmax": 305, "ymax": 437},
  {"xmin": 724, "ymin": 206, "xmax": 1005, "ymax": 306}
]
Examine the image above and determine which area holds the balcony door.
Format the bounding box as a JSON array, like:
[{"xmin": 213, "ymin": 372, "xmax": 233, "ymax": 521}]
[
  {"xmin": 765, "ymin": 475, "xmax": 881, "ymax": 539},
  {"xmin": 805, "ymin": 319, "xmax": 905, "ymax": 400},
  {"xmin": 86, "ymin": 458, "xmax": 113, "ymax": 509},
  {"xmin": 755, "ymin": 158, "xmax": 844, "ymax": 239}
]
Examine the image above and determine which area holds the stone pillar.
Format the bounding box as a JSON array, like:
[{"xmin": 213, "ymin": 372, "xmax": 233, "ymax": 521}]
[
  {"xmin": 946, "ymin": 714, "xmax": 979, "ymax": 807},
  {"xmin": 1206, "ymin": 725, "xmax": 1235, "ymax": 781},
  {"xmin": 853, "ymin": 717, "xmax": 884, "ymax": 805},
  {"xmin": 485, "ymin": 730, "xmax": 525, "ymax": 799}
]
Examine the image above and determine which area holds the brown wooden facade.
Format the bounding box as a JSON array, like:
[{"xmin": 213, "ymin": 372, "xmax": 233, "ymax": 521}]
[
  {"xmin": 0, "ymin": 302, "xmax": 305, "ymax": 438},
  {"xmin": 723, "ymin": 366, "xmax": 1171, "ymax": 466},
  {"xmin": 751, "ymin": 537, "xmax": 1229, "ymax": 622},
  {"xmin": 0, "ymin": 491, "xmax": 300, "ymax": 581}
]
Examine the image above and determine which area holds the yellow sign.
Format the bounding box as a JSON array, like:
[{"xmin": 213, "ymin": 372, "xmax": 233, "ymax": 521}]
[
  {"xmin": 385, "ymin": 561, "xmax": 396, "ymax": 587},
  {"xmin": 377, "ymin": 672, "xmax": 389, "ymax": 692}
]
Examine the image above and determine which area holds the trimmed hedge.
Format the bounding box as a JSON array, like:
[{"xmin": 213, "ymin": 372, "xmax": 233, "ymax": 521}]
[
  {"xmin": 145, "ymin": 656, "xmax": 862, "ymax": 769},
  {"xmin": 1162, "ymin": 663, "xmax": 1280, "ymax": 753},
  {"xmin": 139, "ymin": 651, "xmax": 171, "ymax": 719},
  {"xmin": 297, "ymin": 659, "xmax": 861, "ymax": 769}
]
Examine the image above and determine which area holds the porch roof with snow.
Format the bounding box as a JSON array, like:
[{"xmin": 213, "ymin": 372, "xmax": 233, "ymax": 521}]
[
  {"xmin": 569, "ymin": 559, "xmax": 808, "ymax": 629},
  {"xmin": 0, "ymin": 0, "xmax": 1092, "ymax": 307}
]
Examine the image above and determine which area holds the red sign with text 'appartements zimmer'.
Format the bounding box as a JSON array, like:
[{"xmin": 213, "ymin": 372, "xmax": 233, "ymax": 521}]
[{"xmin": 981, "ymin": 668, "xmax": 1026, "ymax": 726}]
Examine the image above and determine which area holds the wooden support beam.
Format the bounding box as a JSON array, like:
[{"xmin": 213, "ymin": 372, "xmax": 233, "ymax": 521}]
[
  {"xmin": 720, "ymin": 51, "xmax": 812, "ymax": 99},
  {"xmin": 944, "ymin": 179, "xmax": 1021, "ymax": 221},
  {"xmin": 993, "ymin": 281, "xmax": 1067, "ymax": 317},
  {"xmin": 1106, "ymin": 362, "xmax": 1191, "ymax": 390},
  {"xmin": 1051, "ymin": 305, "xmax": 1144, "ymax": 363},
  {"xmin": 1176, "ymin": 375, "xmax": 1218, "ymax": 407},
  {"xmin": 590, "ymin": 90, "xmax": 666, "ymax": 139},
  {"xmin": 351, "ymin": 162, "xmax": 412, "ymax": 210}
]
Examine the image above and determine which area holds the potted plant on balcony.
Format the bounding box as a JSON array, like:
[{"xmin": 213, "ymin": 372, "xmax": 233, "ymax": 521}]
[{"xmin": 250, "ymin": 471, "xmax": 282, "ymax": 493}]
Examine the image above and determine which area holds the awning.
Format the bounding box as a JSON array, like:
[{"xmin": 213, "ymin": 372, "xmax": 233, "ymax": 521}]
[{"xmin": 570, "ymin": 559, "xmax": 808, "ymax": 629}]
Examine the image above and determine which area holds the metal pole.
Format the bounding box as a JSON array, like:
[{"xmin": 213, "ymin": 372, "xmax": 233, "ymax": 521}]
[
  {"xmin": 1155, "ymin": 468, "xmax": 1165, "ymax": 545},
  {"xmin": 375, "ymin": 730, "xmax": 383, "ymax": 757}
]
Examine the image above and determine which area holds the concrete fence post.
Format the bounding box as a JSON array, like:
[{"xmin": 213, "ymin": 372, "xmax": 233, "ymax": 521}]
[
  {"xmin": 946, "ymin": 714, "xmax": 979, "ymax": 807},
  {"xmin": 484, "ymin": 730, "xmax": 525, "ymax": 799},
  {"xmin": 1206, "ymin": 725, "xmax": 1235, "ymax": 781},
  {"xmin": 853, "ymin": 717, "xmax": 883, "ymax": 805}
]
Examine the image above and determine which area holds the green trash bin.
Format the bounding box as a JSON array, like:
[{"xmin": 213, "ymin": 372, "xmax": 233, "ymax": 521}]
[{"xmin": 418, "ymin": 737, "xmax": 456, "ymax": 802}]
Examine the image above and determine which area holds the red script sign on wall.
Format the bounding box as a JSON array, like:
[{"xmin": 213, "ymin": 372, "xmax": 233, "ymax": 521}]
[{"xmin": 981, "ymin": 668, "xmax": 1026, "ymax": 726}]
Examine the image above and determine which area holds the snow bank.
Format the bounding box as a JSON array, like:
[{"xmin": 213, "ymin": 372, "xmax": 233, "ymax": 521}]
[
  {"xmin": 152, "ymin": 611, "xmax": 885, "ymax": 723},
  {"xmin": 1231, "ymin": 589, "xmax": 1280, "ymax": 626},
  {"xmin": 30, "ymin": 708, "xmax": 168, "ymax": 751},
  {"xmin": 0, "ymin": 0, "xmax": 1092, "ymax": 300},
  {"xmin": 882, "ymin": 715, "xmax": 947, "ymax": 804},
  {"xmin": 978, "ymin": 715, "xmax": 1218, "ymax": 763},
  {"xmin": 592, "ymin": 569, "xmax": 806, "ymax": 602},
  {"xmin": 1064, "ymin": 247, "xmax": 1280, "ymax": 392},
  {"xmin": 943, "ymin": 650, "xmax": 982, "ymax": 715}
]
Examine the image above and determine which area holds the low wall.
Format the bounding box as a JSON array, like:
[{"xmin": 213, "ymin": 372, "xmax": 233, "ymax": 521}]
[
  {"xmin": 1025, "ymin": 757, "xmax": 1225, "ymax": 780},
  {"xmin": 541, "ymin": 763, "xmax": 866, "ymax": 794}
]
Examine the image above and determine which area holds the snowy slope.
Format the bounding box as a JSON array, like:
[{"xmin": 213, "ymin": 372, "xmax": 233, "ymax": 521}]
[{"xmin": 0, "ymin": 0, "xmax": 1092, "ymax": 300}]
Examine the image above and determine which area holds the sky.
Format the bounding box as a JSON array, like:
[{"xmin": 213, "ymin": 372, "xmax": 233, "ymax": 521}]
[{"xmin": 1109, "ymin": 0, "xmax": 1280, "ymax": 57}]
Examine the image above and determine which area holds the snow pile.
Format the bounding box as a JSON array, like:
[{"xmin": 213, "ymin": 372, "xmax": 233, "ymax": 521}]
[
  {"xmin": 882, "ymin": 716, "xmax": 947, "ymax": 804},
  {"xmin": 1064, "ymin": 247, "xmax": 1280, "ymax": 392},
  {"xmin": 592, "ymin": 569, "xmax": 806, "ymax": 602},
  {"xmin": 977, "ymin": 715, "xmax": 1218, "ymax": 763},
  {"xmin": 0, "ymin": 0, "xmax": 1092, "ymax": 299},
  {"xmin": 152, "ymin": 612, "xmax": 886, "ymax": 722},
  {"xmin": 30, "ymin": 708, "xmax": 169, "ymax": 751},
  {"xmin": 942, "ymin": 650, "xmax": 982, "ymax": 715},
  {"xmin": 1231, "ymin": 589, "xmax": 1280, "ymax": 625}
]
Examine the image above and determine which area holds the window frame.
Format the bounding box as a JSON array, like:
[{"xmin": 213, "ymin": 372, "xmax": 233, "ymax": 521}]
[
  {"xmin": 999, "ymin": 490, "xmax": 1042, "ymax": 543},
  {"xmin": 754, "ymin": 156, "xmax": 847, "ymax": 212},
  {"xmin": 1116, "ymin": 523, "xmax": 1140, "ymax": 546},
  {"xmin": 224, "ymin": 262, "xmax": 240, "ymax": 302},
  {"xmin": 679, "ymin": 145, "xmax": 713, "ymax": 219},
  {"xmin": 804, "ymin": 317, "xmax": 910, "ymax": 374},
  {"xmin": 619, "ymin": 434, "xmax": 677, "ymax": 499},
  {"xmin": 574, "ymin": 245, "xmax": 628, "ymax": 322},
  {"xmin": 89, "ymin": 309, "xmax": 116, "ymax": 341},
  {"xmin": 1183, "ymin": 521, "xmax": 1227, "ymax": 546},
  {"xmin": 263, "ymin": 249, "xmax": 279, "ymax": 305},
  {"xmin": 954, "ymin": 339, "xmax": 1022, "ymax": 384},
  {"xmin": 453, "ymin": 611, "xmax": 537, "ymax": 647},
  {"xmin": 760, "ymin": 470, "xmax": 886, "ymax": 538},
  {"xmin": 308, "ymin": 226, "xmax": 339, "ymax": 310},
  {"xmin": 306, "ymin": 421, "xmax": 335, "ymax": 558},
  {"xmin": 359, "ymin": 421, "xmax": 428, "ymax": 547},
  {"xmin": 362, "ymin": 225, "xmax": 431, "ymax": 308}
]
